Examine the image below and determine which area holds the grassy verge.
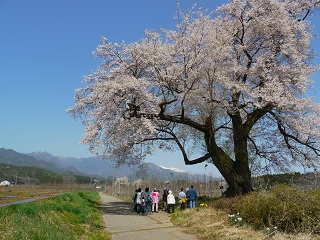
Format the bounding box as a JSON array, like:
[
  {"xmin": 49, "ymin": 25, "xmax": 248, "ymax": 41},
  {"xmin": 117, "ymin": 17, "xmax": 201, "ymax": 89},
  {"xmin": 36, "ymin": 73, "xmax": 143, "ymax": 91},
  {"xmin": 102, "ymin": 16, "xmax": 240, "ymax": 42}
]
[
  {"xmin": 171, "ymin": 185, "xmax": 320, "ymax": 240},
  {"xmin": 0, "ymin": 190, "xmax": 109, "ymax": 240},
  {"xmin": 172, "ymin": 207, "xmax": 269, "ymax": 239}
]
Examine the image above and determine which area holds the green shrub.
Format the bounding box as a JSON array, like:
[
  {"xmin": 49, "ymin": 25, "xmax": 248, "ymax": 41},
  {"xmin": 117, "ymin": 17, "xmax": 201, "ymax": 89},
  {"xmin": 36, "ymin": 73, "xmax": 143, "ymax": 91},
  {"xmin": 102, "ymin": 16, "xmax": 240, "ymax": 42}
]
[
  {"xmin": 232, "ymin": 185, "xmax": 320, "ymax": 233},
  {"xmin": 211, "ymin": 185, "xmax": 320, "ymax": 234}
]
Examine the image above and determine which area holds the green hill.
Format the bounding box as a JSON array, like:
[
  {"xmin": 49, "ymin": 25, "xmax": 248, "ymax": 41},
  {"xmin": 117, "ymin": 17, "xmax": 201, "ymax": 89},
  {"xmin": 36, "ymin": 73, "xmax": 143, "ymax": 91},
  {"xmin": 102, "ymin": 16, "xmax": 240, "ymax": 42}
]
[
  {"xmin": 0, "ymin": 163, "xmax": 63, "ymax": 184},
  {"xmin": 0, "ymin": 148, "xmax": 93, "ymax": 184},
  {"xmin": 0, "ymin": 148, "xmax": 59, "ymax": 171}
]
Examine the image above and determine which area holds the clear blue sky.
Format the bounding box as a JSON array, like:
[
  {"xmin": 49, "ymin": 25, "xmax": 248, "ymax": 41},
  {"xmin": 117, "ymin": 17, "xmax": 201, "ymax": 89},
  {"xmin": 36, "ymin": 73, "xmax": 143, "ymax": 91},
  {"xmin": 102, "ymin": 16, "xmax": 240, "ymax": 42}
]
[{"xmin": 0, "ymin": 1, "xmax": 319, "ymax": 176}]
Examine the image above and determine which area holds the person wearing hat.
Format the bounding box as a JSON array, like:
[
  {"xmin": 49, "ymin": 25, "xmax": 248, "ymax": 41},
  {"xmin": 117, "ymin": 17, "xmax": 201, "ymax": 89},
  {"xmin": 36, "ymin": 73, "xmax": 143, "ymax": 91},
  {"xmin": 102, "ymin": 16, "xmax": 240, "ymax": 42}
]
[
  {"xmin": 167, "ymin": 190, "xmax": 176, "ymax": 213},
  {"xmin": 151, "ymin": 188, "xmax": 160, "ymax": 213}
]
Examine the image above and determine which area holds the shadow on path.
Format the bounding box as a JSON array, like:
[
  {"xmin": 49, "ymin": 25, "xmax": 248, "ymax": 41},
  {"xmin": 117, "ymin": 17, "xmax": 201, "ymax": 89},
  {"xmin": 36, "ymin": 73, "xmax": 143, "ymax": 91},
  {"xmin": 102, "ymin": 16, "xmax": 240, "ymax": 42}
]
[
  {"xmin": 99, "ymin": 193, "xmax": 199, "ymax": 240},
  {"xmin": 100, "ymin": 200, "xmax": 136, "ymax": 216}
]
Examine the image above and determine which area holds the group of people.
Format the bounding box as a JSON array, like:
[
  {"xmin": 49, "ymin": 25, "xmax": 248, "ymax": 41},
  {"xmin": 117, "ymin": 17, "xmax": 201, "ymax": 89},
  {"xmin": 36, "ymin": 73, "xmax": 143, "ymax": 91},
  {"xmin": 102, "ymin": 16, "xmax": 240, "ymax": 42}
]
[
  {"xmin": 177, "ymin": 185, "xmax": 198, "ymax": 210},
  {"xmin": 132, "ymin": 185, "xmax": 198, "ymax": 215}
]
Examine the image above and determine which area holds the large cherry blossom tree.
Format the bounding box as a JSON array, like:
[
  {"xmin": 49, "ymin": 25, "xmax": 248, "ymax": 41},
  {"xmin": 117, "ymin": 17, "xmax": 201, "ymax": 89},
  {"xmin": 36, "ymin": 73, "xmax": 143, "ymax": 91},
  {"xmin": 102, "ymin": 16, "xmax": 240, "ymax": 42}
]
[{"xmin": 68, "ymin": 0, "xmax": 320, "ymax": 196}]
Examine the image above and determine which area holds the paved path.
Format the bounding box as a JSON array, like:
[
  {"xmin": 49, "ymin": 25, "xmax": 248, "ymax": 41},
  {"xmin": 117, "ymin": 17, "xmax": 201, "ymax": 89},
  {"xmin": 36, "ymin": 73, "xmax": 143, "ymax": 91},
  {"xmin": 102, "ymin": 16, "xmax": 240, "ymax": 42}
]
[{"xmin": 99, "ymin": 193, "xmax": 198, "ymax": 240}]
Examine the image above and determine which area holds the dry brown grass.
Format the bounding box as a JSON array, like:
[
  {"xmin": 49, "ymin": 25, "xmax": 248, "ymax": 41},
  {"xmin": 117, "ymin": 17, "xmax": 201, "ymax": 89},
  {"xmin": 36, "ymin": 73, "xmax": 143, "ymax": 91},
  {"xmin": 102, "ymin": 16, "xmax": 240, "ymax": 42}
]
[
  {"xmin": 0, "ymin": 185, "xmax": 68, "ymax": 205},
  {"xmin": 172, "ymin": 207, "xmax": 320, "ymax": 240}
]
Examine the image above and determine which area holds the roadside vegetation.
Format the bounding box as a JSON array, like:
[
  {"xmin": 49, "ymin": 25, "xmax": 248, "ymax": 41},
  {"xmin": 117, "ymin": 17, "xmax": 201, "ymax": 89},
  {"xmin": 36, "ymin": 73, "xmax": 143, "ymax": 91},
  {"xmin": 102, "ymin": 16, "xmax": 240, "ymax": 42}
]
[
  {"xmin": 0, "ymin": 182, "xmax": 319, "ymax": 239},
  {"xmin": 0, "ymin": 190, "xmax": 109, "ymax": 240},
  {"xmin": 172, "ymin": 185, "xmax": 320, "ymax": 240}
]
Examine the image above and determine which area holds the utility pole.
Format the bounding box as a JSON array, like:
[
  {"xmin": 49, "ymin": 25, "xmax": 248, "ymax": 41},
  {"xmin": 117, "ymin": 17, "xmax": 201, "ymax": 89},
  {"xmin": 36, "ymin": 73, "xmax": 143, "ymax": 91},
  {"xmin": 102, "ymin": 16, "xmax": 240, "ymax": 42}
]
[
  {"xmin": 112, "ymin": 163, "xmax": 115, "ymax": 195},
  {"xmin": 118, "ymin": 178, "xmax": 121, "ymax": 195},
  {"xmin": 15, "ymin": 171, "xmax": 18, "ymax": 185},
  {"xmin": 204, "ymin": 164, "xmax": 208, "ymax": 196}
]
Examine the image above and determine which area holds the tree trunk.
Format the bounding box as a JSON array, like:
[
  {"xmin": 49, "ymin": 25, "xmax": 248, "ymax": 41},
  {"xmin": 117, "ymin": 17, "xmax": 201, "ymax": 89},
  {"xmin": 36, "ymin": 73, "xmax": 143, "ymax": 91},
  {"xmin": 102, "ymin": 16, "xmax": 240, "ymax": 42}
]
[
  {"xmin": 213, "ymin": 147, "xmax": 253, "ymax": 197},
  {"xmin": 221, "ymin": 164, "xmax": 253, "ymax": 197},
  {"xmin": 205, "ymin": 130, "xmax": 253, "ymax": 197},
  {"xmin": 216, "ymin": 101, "xmax": 254, "ymax": 197}
]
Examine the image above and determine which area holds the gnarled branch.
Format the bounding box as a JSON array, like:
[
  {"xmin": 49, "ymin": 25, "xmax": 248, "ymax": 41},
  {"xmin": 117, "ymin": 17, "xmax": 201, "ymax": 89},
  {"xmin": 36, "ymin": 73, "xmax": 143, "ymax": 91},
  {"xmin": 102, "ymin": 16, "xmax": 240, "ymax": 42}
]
[{"xmin": 159, "ymin": 128, "xmax": 211, "ymax": 165}]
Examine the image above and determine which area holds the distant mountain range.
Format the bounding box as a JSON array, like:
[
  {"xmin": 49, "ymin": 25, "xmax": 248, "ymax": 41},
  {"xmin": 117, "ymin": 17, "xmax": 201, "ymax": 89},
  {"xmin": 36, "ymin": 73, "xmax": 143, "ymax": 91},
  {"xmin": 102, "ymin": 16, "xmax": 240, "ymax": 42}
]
[{"xmin": 0, "ymin": 148, "xmax": 203, "ymax": 181}]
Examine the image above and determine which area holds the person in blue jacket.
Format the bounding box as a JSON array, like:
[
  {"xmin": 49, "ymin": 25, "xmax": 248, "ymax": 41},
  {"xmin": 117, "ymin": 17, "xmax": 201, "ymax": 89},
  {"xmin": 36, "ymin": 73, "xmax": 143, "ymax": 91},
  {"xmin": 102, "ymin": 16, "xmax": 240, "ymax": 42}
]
[{"xmin": 186, "ymin": 185, "xmax": 197, "ymax": 208}]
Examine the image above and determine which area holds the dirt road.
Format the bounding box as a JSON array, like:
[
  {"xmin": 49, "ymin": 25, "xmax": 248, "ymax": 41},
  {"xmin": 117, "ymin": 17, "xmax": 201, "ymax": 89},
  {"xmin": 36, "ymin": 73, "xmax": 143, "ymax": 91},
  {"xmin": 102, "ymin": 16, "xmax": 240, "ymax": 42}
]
[{"xmin": 99, "ymin": 193, "xmax": 198, "ymax": 240}]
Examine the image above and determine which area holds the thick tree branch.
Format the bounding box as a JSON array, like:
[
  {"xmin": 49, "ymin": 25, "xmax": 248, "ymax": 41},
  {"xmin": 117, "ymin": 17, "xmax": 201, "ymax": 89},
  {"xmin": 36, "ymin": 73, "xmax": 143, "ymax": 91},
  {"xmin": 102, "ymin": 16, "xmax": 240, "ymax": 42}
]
[
  {"xmin": 243, "ymin": 103, "xmax": 274, "ymax": 136},
  {"xmin": 127, "ymin": 102, "xmax": 207, "ymax": 133},
  {"xmin": 160, "ymin": 129, "xmax": 211, "ymax": 165},
  {"xmin": 137, "ymin": 137, "xmax": 175, "ymax": 143},
  {"xmin": 159, "ymin": 99, "xmax": 177, "ymax": 116}
]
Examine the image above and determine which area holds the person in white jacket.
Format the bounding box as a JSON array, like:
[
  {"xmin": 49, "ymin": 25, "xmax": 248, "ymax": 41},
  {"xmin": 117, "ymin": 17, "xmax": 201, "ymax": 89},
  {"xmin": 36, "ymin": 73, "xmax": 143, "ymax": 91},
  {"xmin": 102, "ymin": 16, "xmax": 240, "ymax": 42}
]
[
  {"xmin": 167, "ymin": 190, "xmax": 176, "ymax": 213},
  {"xmin": 135, "ymin": 188, "xmax": 143, "ymax": 214}
]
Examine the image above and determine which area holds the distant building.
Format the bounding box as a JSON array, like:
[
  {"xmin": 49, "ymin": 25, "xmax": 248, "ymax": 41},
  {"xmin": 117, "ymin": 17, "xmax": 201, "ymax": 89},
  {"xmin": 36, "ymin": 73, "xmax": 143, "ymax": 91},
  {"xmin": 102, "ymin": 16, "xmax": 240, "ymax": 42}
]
[{"xmin": 0, "ymin": 180, "xmax": 11, "ymax": 187}]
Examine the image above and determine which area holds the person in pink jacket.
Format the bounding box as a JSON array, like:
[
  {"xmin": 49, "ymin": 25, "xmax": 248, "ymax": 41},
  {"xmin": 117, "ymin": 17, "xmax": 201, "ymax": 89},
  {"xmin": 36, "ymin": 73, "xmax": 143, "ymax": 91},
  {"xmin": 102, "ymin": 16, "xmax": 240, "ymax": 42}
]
[{"xmin": 151, "ymin": 188, "xmax": 160, "ymax": 213}]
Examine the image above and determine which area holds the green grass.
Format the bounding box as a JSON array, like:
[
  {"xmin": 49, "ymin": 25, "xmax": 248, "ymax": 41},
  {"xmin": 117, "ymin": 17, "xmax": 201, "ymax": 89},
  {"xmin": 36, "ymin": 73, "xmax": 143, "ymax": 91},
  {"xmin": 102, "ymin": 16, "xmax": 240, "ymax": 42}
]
[{"xmin": 0, "ymin": 190, "xmax": 109, "ymax": 240}]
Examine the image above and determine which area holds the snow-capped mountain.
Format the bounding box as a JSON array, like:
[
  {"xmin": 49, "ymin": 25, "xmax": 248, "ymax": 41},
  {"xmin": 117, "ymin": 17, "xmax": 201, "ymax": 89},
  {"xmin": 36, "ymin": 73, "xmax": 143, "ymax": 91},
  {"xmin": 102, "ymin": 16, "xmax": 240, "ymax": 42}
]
[
  {"xmin": 26, "ymin": 151, "xmax": 196, "ymax": 180},
  {"xmin": 0, "ymin": 148, "xmax": 202, "ymax": 181},
  {"xmin": 159, "ymin": 165, "xmax": 187, "ymax": 173}
]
